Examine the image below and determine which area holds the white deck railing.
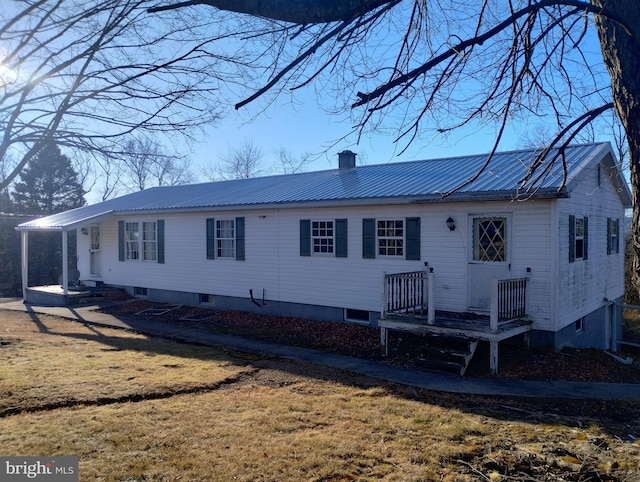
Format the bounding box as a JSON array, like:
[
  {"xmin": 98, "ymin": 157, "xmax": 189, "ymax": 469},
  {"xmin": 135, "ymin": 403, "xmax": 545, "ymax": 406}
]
[
  {"xmin": 382, "ymin": 270, "xmax": 435, "ymax": 323},
  {"xmin": 383, "ymin": 271, "xmax": 527, "ymax": 331},
  {"xmin": 490, "ymin": 277, "xmax": 529, "ymax": 330}
]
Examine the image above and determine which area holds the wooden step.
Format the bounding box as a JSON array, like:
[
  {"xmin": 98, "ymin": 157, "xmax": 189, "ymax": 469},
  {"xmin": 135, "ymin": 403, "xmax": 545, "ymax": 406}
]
[{"xmin": 414, "ymin": 335, "xmax": 478, "ymax": 376}]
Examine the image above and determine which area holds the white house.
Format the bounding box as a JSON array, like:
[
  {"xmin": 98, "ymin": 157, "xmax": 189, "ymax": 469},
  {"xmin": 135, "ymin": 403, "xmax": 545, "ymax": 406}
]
[{"xmin": 17, "ymin": 143, "xmax": 631, "ymax": 372}]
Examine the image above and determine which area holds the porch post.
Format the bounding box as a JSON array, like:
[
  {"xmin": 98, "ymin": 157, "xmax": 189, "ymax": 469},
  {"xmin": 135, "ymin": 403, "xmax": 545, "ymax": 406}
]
[
  {"xmin": 427, "ymin": 269, "xmax": 435, "ymax": 324},
  {"xmin": 489, "ymin": 340, "xmax": 499, "ymax": 374},
  {"xmin": 61, "ymin": 230, "xmax": 68, "ymax": 295},
  {"xmin": 381, "ymin": 271, "xmax": 388, "ymax": 319},
  {"xmin": 490, "ymin": 278, "xmax": 499, "ymax": 331},
  {"xmin": 380, "ymin": 327, "xmax": 388, "ymax": 357},
  {"xmin": 20, "ymin": 230, "xmax": 28, "ymax": 300}
]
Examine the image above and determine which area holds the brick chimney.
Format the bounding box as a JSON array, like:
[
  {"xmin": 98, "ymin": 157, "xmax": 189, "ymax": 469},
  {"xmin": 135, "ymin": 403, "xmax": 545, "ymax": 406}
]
[{"xmin": 338, "ymin": 150, "xmax": 356, "ymax": 169}]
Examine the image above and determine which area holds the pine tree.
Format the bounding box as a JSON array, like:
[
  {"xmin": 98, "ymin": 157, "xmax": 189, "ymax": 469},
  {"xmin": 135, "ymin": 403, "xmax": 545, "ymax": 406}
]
[{"xmin": 12, "ymin": 142, "xmax": 86, "ymax": 215}]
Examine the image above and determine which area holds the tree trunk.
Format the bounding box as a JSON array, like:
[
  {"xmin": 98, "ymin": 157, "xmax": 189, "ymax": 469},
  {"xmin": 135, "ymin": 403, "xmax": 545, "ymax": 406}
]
[{"xmin": 592, "ymin": 0, "xmax": 640, "ymax": 299}]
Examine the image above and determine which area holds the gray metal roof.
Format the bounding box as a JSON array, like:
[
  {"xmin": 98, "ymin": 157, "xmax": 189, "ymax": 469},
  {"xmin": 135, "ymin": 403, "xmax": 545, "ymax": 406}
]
[{"xmin": 17, "ymin": 142, "xmax": 631, "ymax": 230}]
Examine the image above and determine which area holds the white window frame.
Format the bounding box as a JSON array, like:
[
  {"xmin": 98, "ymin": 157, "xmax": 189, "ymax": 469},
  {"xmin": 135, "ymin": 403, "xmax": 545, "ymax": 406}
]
[
  {"xmin": 312, "ymin": 220, "xmax": 334, "ymax": 255},
  {"xmin": 125, "ymin": 222, "xmax": 140, "ymax": 260},
  {"xmin": 143, "ymin": 221, "xmax": 157, "ymax": 261},
  {"xmin": 216, "ymin": 219, "xmax": 235, "ymax": 258},
  {"xmin": 377, "ymin": 219, "xmax": 404, "ymax": 257},
  {"xmin": 125, "ymin": 221, "xmax": 158, "ymax": 261}
]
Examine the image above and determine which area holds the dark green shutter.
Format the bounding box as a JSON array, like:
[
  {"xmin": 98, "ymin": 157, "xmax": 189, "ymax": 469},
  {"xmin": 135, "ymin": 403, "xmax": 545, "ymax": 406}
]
[
  {"xmin": 206, "ymin": 218, "xmax": 215, "ymax": 259},
  {"xmin": 568, "ymin": 215, "xmax": 575, "ymax": 263},
  {"xmin": 235, "ymin": 217, "xmax": 245, "ymax": 261},
  {"xmin": 335, "ymin": 219, "xmax": 348, "ymax": 258},
  {"xmin": 405, "ymin": 217, "xmax": 420, "ymax": 260},
  {"xmin": 615, "ymin": 219, "xmax": 620, "ymax": 254},
  {"xmin": 607, "ymin": 218, "xmax": 612, "ymax": 255},
  {"xmin": 300, "ymin": 219, "xmax": 311, "ymax": 256},
  {"xmin": 118, "ymin": 220, "xmax": 125, "ymax": 262},
  {"xmin": 362, "ymin": 218, "xmax": 376, "ymax": 259},
  {"xmin": 583, "ymin": 216, "xmax": 588, "ymax": 260},
  {"xmin": 157, "ymin": 220, "xmax": 165, "ymax": 264}
]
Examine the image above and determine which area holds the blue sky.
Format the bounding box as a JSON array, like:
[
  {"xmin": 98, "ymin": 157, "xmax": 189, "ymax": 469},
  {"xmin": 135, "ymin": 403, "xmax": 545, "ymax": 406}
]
[{"xmin": 190, "ymin": 87, "xmax": 525, "ymax": 175}]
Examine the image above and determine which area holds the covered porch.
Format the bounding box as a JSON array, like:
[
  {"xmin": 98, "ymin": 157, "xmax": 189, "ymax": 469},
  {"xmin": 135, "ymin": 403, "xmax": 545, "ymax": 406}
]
[
  {"xmin": 16, "ymin": 210, "xmax": 111, "ymax": 306},
  {"xmin": 379, "ymin": 270, "xmax": 532, "ymax": 374}
]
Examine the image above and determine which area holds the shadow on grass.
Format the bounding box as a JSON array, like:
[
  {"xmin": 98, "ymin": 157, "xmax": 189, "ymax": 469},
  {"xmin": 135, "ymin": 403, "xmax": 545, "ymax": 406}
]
[{"xmin": 16, "ymin": 306, "xmax": 640, "ymax": 440}]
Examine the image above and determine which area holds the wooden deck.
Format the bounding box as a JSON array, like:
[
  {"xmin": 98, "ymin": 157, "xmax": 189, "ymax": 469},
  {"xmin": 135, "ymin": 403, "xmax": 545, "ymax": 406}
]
[
  {"xmin": 378, "ymin": 312, "xmax": 532, "ymax": 375},
  {"xmin": 380, "ymin": 270, "xmax": 533, "ymax": 374},
  {"xmin": 379, "ymin": 311, "xmax": 533, "ymax": 342}
]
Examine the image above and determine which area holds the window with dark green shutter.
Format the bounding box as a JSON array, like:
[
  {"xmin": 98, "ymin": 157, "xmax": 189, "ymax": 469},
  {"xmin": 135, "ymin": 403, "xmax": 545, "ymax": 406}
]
[
  {"xmin": 157, "ymin": 220, "xmax": 165, "ymax": 264},
  {"xmin": 206, "ymin": 217, "xmax": 244, "ymax": 260},
  {"xmin": 300, "ymin": 219, "xmax": 311, "ymax": 256},
  {"xmin": 235, "ymin": 217, "xmax": 245, "ymax": 261},
  {"xmin": 118, "ymin": 219, "xmax": 162, "ymax": 262},
  {"xmin": 206, "ymin": 218, "xmax": 215, "ymax": 259},
  {"xmin": 362, "ymin": 218, "xmax": 376, "ymax": 259},
  {"xmin": 569, "ymin": 215, "xmax": 587, "ymax": 262},
  {"xmin": 335, "ymin": 219, "xmax": 348, "ymax": 258},
  {"xmin": 405, "ymin": 217, "xmax": 420, "ymax": 260},
  {"xmin": 118, "ymin": 221, "xmax": 125, "ymax": 262}
]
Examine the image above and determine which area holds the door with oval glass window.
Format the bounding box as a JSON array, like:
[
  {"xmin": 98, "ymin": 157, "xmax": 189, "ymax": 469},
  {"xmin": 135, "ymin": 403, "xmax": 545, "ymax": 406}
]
[{"xmin": 468, "ymin": 216, "xmax": 510, "ymax": 312}]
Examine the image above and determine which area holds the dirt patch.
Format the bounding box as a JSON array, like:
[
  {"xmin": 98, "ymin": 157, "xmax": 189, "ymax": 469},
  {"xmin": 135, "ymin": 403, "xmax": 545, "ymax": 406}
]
[{"xmin": 100, "ymin": 301, "xmax": 640, "ymax": 383}]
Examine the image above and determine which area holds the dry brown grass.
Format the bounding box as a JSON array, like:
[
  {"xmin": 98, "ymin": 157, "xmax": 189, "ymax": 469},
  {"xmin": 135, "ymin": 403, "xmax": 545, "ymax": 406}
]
[{"xmin": 1, "ymin": 309, "xmax": 639, "ymax": 481}]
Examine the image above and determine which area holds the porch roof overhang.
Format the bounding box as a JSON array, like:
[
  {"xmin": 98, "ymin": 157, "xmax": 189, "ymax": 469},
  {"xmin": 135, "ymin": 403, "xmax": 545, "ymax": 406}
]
[{"xmin": 15, "ymin": 210, "xmax": 115, "ymax": 232}]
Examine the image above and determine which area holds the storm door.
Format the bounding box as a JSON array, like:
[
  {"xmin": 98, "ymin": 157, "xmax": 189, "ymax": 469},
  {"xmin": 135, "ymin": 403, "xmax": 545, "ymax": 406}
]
[
  {"xmin": 468, "ymin": 216, "xmax": 510, "ymax": 312},
  {"xmin": 89, "ymin": 224, "xmax": 101, "ymax": 277}
]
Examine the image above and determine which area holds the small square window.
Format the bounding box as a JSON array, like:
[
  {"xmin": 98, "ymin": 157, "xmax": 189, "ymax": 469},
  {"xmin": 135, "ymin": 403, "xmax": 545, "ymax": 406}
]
[
  {"xmin": 575, "ymin": 317, "xmax": 584, "ymax": 333},
  {"xmin": 134, "ymin": 287, "xmax": 148, "ymax": 297}
]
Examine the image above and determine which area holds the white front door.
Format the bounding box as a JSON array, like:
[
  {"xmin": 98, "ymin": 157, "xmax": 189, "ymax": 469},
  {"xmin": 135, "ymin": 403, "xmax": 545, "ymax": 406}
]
[
  {"xmin": 89, "ymin": 224, "xmax": 101, "ymax": 277},
  {"xmin": 468, "ymin": 216, "xmax": 510, "ymax": 312}
]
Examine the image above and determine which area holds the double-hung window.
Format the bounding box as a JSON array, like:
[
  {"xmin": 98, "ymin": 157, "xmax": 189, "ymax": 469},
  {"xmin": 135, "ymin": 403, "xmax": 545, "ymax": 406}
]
[
  {"xmin": 569, "ymin": 215, "xmax": 588, "ymax": 262},
  {"xmin": 377, "ymin": 220, "xmax": 404, "ymax": 256},
  {"xmin": 607, "ymin": 218, "xmax": 620, "ymax": 255},
  {"xmin": 300, "ymin": 219, "xmax": 347, "ymax": 257},
  {"xmin": 206, "ymin": 217, "xmax": 245, "ymax": 261},
  {"xmin": 312, "ymin": 220, "xmax": 334, "ymax": 254},
  {"xmin": 143, "ymin": 222, "xmax": 157, "ymax": 261},
  {"xmin": 119, "ymin": 220, "xmax": 164, "ymax": 263},
  {"xmin": 362, "ymin": 217, "xmax": 420, "ymax": 260},
  {"xmin": 216, "ymin": 219, "xmax": 235, "ymax": 258},
  {"xmin": 125, "ymin": 222, "xmax": 140, "ymax": 260}
]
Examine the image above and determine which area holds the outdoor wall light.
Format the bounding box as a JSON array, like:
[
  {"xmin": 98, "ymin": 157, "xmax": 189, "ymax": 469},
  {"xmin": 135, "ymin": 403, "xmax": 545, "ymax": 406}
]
[
  {"xmin": 80, "ymin": 227, "xmax": 88, "ymax": 235},
  {"xmin": 446, "ymin": 216, "xmax": 456, "ymax": 231}
]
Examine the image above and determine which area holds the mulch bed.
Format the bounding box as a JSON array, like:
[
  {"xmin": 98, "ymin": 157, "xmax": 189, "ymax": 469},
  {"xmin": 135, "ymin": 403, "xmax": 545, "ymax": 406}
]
[{"xmin": 99, "ymin": 300, "xmax": 640, "ymax": 384}]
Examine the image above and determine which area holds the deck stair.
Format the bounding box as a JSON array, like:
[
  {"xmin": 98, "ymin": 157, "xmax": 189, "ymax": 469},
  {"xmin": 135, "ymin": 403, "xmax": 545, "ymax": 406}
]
[{"xmin": 413, "ymin": 334, "xmax": 478, "ymax": 376}]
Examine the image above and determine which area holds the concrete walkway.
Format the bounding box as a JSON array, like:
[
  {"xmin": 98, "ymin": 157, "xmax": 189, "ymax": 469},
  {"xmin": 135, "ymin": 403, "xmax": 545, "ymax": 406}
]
[{"xmin": 1, "ymin": 299, "xmax": 640, "ymax": 401}]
